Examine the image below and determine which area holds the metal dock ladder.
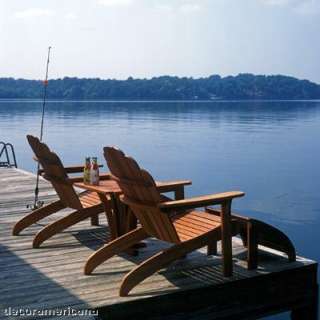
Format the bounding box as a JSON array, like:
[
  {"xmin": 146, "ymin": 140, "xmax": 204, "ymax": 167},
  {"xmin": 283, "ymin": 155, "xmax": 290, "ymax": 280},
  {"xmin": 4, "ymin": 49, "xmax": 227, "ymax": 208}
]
[{"xmin": 0, "ymin": 141, "xmax": 17, "ymax": 168}]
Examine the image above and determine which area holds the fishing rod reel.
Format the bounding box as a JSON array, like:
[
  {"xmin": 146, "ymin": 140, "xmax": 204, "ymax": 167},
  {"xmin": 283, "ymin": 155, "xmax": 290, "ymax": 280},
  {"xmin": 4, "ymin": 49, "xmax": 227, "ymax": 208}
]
[
  {"xmin": 27, "ymin": 200, "xmax": 44, "ymax": 211},
  {"xmin": 27, "ymin": 177, "xmax": 45, "ymax": 210}
]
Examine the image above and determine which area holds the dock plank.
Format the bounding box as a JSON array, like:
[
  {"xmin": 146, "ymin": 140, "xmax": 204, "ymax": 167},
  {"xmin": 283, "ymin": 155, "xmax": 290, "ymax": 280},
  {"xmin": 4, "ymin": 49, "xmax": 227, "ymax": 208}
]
[{"xmin": 0, "ymin": 168, "xmax": 317, "ymax": 320}]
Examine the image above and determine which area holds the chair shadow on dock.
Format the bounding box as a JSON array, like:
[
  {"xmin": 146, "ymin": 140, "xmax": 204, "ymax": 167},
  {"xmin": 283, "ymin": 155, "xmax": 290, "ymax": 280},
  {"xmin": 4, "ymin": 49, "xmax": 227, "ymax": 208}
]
[
  {"xmin": 71, "ymin": 226, "xmax": 317, "ymax": 319},
  {"xmin": 0, "ymin": 243, "xmax": 96, "ymax": 320},
  {"xmin": 72, "ymin": 225, "xmax": 302, "ymax": 297}
]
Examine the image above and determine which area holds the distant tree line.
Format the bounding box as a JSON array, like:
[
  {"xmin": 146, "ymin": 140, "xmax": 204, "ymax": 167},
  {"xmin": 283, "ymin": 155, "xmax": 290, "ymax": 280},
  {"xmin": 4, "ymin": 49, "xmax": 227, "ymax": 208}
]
[{"xmin": 0, "ymin": 73, "xmax": 320, "ymax": 100}]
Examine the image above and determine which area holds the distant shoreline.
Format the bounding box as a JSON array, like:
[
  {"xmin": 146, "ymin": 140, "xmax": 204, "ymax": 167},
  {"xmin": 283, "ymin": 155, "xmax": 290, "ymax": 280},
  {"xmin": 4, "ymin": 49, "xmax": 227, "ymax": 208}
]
[{"xmin": 1, "ymin": 74, "xmax": 320, "ymax": 100}]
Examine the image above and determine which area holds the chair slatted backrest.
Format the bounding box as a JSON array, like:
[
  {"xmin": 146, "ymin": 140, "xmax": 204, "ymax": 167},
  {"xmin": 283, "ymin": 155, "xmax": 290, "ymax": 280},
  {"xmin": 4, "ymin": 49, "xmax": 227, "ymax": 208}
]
[
  {"xmin": 27, "ymin": 135, "xmax": 83, "ymax": 210},
  {"xmin": 104, "ymin": 147, "xmax": 180, "ymax": 244}
]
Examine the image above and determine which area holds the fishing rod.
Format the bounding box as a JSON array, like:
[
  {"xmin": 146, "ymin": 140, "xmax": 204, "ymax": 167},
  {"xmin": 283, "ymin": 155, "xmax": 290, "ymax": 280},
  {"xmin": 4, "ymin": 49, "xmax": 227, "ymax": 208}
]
[{"xmin": 28, "ymin": 46, "xmax": 52, "ymax": 210}]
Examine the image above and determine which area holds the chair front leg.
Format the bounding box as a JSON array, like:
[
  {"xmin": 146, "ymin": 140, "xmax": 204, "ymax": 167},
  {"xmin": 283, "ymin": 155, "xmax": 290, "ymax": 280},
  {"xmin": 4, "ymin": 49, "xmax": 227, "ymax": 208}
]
[
  {"xmin": 84, "ymin": 227, "xmax": 148, "ymax": 275},
  {"xmin": 12, "ymin": 200, "xmax": 65, "ymax": 235},
  {"xmin": 221, "ymin": 200, "xmax": 233, "ymax": 276},
  {"xmin": 120, "ymin": 232, "xmax": 216, "ymax": 296},
  {"xmin": 90, "ymin": 215, "xmax": 100, "ymax": 226},
  {"xmin": 33, "ymin": 205, "xmax": 103, "ymax": 248}
]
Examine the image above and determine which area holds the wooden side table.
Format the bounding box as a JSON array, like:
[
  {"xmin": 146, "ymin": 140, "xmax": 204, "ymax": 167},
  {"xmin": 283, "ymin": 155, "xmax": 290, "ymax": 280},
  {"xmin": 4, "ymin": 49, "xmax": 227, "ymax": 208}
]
[{"xmin": 75, "ymin": 177, "xmax": 191, "ymax": 241}]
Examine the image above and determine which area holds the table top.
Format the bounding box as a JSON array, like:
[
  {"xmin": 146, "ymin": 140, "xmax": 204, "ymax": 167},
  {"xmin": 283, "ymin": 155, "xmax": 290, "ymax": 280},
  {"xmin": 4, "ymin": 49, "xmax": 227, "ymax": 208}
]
[{"xmin": 74, "ymin": 176, "xmax": 191, "ymax": 195}]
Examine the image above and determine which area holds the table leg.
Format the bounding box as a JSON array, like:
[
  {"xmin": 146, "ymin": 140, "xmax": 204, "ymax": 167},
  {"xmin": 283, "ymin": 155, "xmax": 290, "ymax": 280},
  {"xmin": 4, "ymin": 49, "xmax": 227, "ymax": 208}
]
[
  {"xmin": 125, "ymin": 206, "xmax": 146, "ymax": 249},
  {"xmin": 124, "ymin": 205, "xmax": 138, "ymax": 234},
  {"xmin": 111, "ymin": 194, "xmax": 138, "ymax": 237},
  {"xmin": 111, "ymin": 194, "xmax": 139, "ymax": 255},
  {"xmin": 98, "ymin": 193, "xmax": 118, "ymax": 240},
  {"xmin": 110, "ymin": 194, "xmax": 121, "ymax": 237}
]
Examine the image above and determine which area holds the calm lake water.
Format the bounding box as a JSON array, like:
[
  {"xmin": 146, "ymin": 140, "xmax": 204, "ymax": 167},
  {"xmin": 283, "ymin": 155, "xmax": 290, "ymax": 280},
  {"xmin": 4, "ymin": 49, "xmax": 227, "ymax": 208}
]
[{"xmin": 1, "ymin": 100, "xmax": 320, "ymax": 319}]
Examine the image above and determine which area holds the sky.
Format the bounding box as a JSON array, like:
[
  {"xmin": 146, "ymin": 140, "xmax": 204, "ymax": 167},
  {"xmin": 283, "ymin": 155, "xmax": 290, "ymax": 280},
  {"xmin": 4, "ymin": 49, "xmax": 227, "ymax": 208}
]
[{"xmin": 0, "ymin": 0, "xmax": 320, "ymax": 83}]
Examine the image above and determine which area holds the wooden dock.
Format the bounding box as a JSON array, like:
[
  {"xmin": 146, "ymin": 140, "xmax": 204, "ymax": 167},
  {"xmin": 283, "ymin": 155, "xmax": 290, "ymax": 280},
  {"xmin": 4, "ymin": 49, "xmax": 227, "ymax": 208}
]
[{"xmin": 0, "ymin": 168, "xmax": 318, "ymax": 319}]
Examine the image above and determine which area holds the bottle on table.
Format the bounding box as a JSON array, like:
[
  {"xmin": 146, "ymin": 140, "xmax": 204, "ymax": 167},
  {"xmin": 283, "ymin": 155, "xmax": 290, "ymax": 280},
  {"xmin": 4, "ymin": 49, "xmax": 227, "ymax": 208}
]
[
  {"xmin": 90, "ymin": 157, "xmax": 100, "ymax": 185},
  {"xmin": 83, "ymin": 157, "xmax": 91, "ymax": 184}
]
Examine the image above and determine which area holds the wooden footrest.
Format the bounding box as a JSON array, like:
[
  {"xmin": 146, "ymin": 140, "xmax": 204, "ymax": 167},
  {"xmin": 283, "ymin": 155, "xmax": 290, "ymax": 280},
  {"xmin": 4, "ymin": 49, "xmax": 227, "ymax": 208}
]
[{"xmin": 205, "ymin": 207, "xmax": 296, "ymax": 269}]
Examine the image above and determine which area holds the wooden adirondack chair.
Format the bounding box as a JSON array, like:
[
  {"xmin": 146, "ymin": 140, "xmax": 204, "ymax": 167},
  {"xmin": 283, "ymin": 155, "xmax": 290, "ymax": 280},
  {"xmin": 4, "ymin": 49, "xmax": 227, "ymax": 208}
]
[
  {"xmin": 12, "ymin": 135, "xmax": 108, "ymax": 248},
  {"xmin": 84, "ymin": 147, "xmax": 245, "ymax": 296}
]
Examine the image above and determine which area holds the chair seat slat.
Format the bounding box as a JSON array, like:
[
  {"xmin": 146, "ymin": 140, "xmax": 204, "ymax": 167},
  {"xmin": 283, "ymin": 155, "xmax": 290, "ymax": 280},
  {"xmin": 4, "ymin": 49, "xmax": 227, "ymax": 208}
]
[
  {"xmin": 182, "ymin": 211, "xmax": 222, "ymax": 226},
  {"xmin": 173, "ymin": 210, "xmax": 221, "ymax": 240},
  {"xmin": 174, "ymin": 218, "xmax": 218, "ymax": 233}
]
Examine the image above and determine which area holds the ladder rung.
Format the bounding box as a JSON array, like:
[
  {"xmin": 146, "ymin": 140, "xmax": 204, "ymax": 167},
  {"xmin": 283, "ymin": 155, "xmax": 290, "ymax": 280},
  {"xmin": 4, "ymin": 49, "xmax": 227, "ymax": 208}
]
[{"xmin": 0, "ymin": 142, "xmax": 18, "ymax": 168}]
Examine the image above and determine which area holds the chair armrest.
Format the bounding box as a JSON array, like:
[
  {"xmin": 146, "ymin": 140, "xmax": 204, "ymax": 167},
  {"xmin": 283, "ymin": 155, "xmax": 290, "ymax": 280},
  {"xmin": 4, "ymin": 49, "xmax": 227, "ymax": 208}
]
[
  {"xmin": 37, "ymin": 163, "xmax": 103, "ymax": 175},
  {"xmin": 159, "ymin": 191, "xmax": 245, "ymax": 211},
  {"xmin": 69, "ymin": 173, "xmax": 112, "ymax": 183},
  {"xmin": 64, "ymin": 164, "xmax": 103, "ymax": 174},
  {"xmin": 64, "ymin": 165, "xmax": 86, "ymax": 174},
  {"xmin": 68, "ymin": 176, "xmax": 85, "ymax": 183},
  {"xmin": 155, "ymin": 180, "xmax": 192, "ymax": 193},
  {"xmin": 205, "ymin": 207, "xmax": 250, "ymax": 223},
  {"xmin": 39, "ymin": 167, "xmax": 84, "ymax": 175}
]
